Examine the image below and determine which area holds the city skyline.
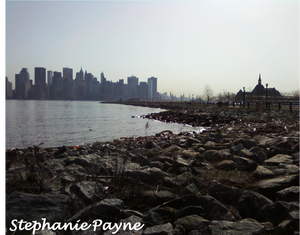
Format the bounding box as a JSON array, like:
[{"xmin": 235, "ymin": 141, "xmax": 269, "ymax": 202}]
[
  {"xmin": 7, "ymin": 65, "xmax": 162, "ymax": 101},
  {"xmin": 5, "ymin": 1, "xmax": 299, "ymax": 96}
]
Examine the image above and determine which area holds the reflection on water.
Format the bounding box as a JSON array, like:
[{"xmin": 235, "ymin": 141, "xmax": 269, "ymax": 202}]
[{"xmin": 6, "ymin": 100, "xmax": 203, "ymax": 149}]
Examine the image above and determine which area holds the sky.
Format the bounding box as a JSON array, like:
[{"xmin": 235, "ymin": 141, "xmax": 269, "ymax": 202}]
[{"xmin": 5, "ymin": 0, "xmax": 299, "ymax": 97}]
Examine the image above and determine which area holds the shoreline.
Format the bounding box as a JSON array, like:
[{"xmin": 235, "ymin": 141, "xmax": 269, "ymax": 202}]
[{"xmin": 6, "ymin": 103, "xmax": 299, "ymax": 234}]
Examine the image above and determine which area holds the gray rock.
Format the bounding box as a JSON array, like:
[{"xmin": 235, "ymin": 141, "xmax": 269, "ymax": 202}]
[
  {"xmin": 219, "ymin": 149, "xmax": 234, "ymax": 160},
  {"xmin": 253, "ymin": 166, "xmax": 275, "ymax": 180},
  {"xmin": 181, "ymin": 150, "xmax": 202, "ymax": 160},
  {"xmin": 208, "ymin": 180, "xmax": 242, "ymax": 205},
  {"xmin": 215, "ymin": 160, "xmax": 237, "ymax": 171},
  {"xmin": 234, "ymin": 138, "xmax": 257, "ymax": 149},
  {"xmin": 265, "ymin": 154, "xmax": 294, "ymax": 166},
  {"xmin": 143, "ymin": 210, "xmax": 164, "ymax": 227},
  {"xmin": 140, "ymin": 190, "xmax": 177, "ymax": 207},
  {"xmin": 236, "ymin": 190, "xmax": 273, "ymax": 221},
  {"xmin": 161, "ymin": 145, "xmax": 183, "ymax": 156},
  {"xmin": 175, "ymin": 206, "xmax": 205, "ymax": 219},
  {"xmin": 174, "ymin": 215, "xmax": 209, "ymax": 232},
  {"xmin": 234, "ymin": 157, "xmax": 258, "ymax": 171},
  {"xmin": 183, "ymin": 195, "xmax": 236, "ymax": 221},
  {"xmin": 256, "ymin": 174, "xmax": 299, "ymax": 200},
  {"xmin": 249, "ymin": 146, "xmax": 268, "ymax": 164},
  {"xmin": 209, "ymin": 218, "xmax": 267, "ymax": 235},
  {"xmin": 163, "ymin": 172, "xmax": 193, "ymax": 187},
  {"xmin": 67, "ymin": 198, "xmax": 125, "ymax": 223},
  {"xmin": 143, "ymin": 222, "xmax": 173, "ymax": 235},
  {"xmin": 124, "ymin": 166, "xmax": 169, "ymax": 183},
  {"xmin": 259, "ymin": 201, "xmax": 299, "ymax": 225},
  {"xmin": 274, "ymin": 219, "xmax": 299, "ymax": 235},
  {"xmin": 70, "ymin": 181, "xmax": 101, "ymax": 205},
  {"xmin": 181, "ymin": 183, "xmax": 201, "ymax": 196},
  {"xmin": 203, "ymin": 150, "xmax": 221, "ymax": 162},
  {"xmin": 231, "ymin": 143, "xmax": 244, "ymax": 155},
  {"xmin": 276, "ymin": 186, "xmax": 300, "ymax": 202},
  {"xmin": 6, "ymin": 192, "xmax": 72, "ymax": 226}
]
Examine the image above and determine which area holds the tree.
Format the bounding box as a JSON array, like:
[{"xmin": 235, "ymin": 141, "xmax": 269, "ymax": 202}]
[{"xmin": 204, "ymin": 84, "xmax": 213, "ymax": 104}]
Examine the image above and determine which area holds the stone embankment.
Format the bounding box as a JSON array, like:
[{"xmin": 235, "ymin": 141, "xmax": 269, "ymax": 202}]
[{"xmin": 6, "ymin": 105, "xmax": 299, "ymax": 235}]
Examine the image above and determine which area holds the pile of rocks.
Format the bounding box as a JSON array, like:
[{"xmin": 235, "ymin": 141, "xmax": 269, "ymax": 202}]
[{"xmin": 6, "ymin": 107, "xmax": 299, "ymax": 235}]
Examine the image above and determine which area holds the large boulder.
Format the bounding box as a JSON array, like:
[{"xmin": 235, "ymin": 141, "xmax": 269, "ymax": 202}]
[
  {"xmin": 6, "ymin": 192, "xmax": 72, "ymax": 227},
  {"xmin": 209, "ymin": 218, "xmax": 267, "ymax": 235},
  {"xmin": 236, "ymin": 190, "xmax": 273, "ymax": 221},
  {"xmin": 276, "ymin": 186, "xmax": 300, "ymax": 202},
  {"xmin": 143, "ymin": 222, "xmax": 173, "ymax": 235},
  {"xmin": 265, "ymin": 154, "xmax": 294, "ymax": 166},
  {"xmin": 174, "ymin": 215, "xmax": 209, "ymax": 232},
  {"xmin": 256, "ymin": 174, "xmax": 299, "ymax": 200}
]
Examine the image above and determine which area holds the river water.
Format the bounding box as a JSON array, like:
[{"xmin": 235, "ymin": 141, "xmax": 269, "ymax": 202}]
[{"xmin": 6, "ymin": 100, "xmax": 203, "ymax": 149}]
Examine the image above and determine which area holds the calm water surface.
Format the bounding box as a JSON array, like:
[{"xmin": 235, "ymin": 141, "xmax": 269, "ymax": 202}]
[{"xmin": 6, "ymin": 100, "xmax": 202, "ymax": 149}]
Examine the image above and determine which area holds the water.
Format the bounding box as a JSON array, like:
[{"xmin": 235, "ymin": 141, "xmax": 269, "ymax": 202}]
[{"xmin": 6, "ymin": 100, "xmax": 203, "ymax": 149}]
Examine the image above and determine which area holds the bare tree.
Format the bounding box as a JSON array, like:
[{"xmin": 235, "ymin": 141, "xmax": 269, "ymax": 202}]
[{"xmin": 204, "ymin": 84, "xmax": 213, "ymax": 104}]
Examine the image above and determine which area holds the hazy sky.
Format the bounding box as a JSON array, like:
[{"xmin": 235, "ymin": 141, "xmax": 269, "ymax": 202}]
[{"xmin": 5, "ymin": 0, "xmax": 299, "ymax": 97}]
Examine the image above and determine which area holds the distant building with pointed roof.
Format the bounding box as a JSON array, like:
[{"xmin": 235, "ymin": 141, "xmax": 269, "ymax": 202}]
[{"xmin": 235, "ymin": 74, "xmax": 281, "ymax": 101}]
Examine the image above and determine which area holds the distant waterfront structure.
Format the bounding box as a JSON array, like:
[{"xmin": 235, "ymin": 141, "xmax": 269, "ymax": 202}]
[
  {"xmin": 7, "ymin": 66, "xmax": 161, "ymax": 101},
  {"xmin": 47, "ymin": 70, "xmax": 53, "ymax": 85},
  {"xmin": 14, "ymin": 68, "xmax": 31, "ymax": 99},
  {"xmin": 148, "ymin": 76, "xmax": 158, "ymax": 101},
  {"xmin": 6, "ymin": 77, "xmax": 12, "ymax": 99},
  {"xmin": 63, "ymin": 67, "xmax": 73, "ymax": 80},
  {"xmin": 235, "ymin": 74, "xmax": 281, "ymax": 101},
  {"xmin": 127, "ymin": 75, "xmax": 139, "ymax": 98}
]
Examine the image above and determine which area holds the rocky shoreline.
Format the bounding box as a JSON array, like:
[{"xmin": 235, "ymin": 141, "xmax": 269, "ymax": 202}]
[{"xmin": 6, "ymin": 103, "xmax": 299, "ymax": 235}]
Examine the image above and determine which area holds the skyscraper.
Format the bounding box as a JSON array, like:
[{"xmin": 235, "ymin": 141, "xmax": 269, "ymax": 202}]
[
  {"xmin": 127, "ymin": 76, "xmax": 139, "ymax": 98},
  {"xmin": 15, "ymin": 68, "xmax": 31, "ymax": 99},
  {"xmin": 63, "ymin": 67, "xmax": 73, "ymax": 80},
  {"xmin": 35, "ymin": 67, "xmax": 46, "ymax": 86},
  {"xmin": 147, "ymin": 76, "xmax": 158, "ymax": 101}
]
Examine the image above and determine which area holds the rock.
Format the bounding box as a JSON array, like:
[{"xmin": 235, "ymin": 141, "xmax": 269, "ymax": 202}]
[
  {"xmin": 163, "ymin": 172, "xmax": 193, "ymax": 188},
  {"xmin": 143, "ymin": 210, "xmax": 164, "ymax": 227},
  {"xmin": 70, "ymin": 181, "xmax": 101, "ymax": 205},
  {"xmin": 6, "ymin": 192, "xmax": 72, "ymax": 227},
  {"xmin": 174, "ymin": 215, "xmax": 209, "ymax": 232},
  {"xmin": 183, "ymin": 195, "xmax": 236, "ymax": 221},
  {"xmin": 276, "ymin": 186, "xmax": 300, "ymax": 202},
  {"xmin": 231, "ymin": 143, "xmax": 244, "ymax": 155},
  {"xmin": 209, "ymin": 218, "xmax": 267, "ymax": 235},
  {"xmin": 236, "ymin": 190, "xmax": 273, "ymax": 221},
  {"xmin": 234, "ymin": 157, "xmax": 258, "ymax": 171},
  {"xmin": 124, "ymin": 166, "xmax": 169, "ymax": 183},
  {"xmin": 219, "ymin": 149, "xmax": 234, "ymax": 160},
  {"xmin": 187, "ymin": 137, "xmax": 202, "ymax": 146},
  {"xmin": 153, "ymin": 207, "xmax": 177, "ymax": 224},
  {"xmin": 274, "ymin": 219, "xmax": 299, "ymax": 235},
  {"xmin": 215, "ymin": 160, "xmax": 237, "ymax": 171},
  {"xmin": 181, "ymin": 150, "xmax": 202, "ymax": 160},
  {"xmin": 278, "ymin": 163, "xmax": 299, "ymax": 175},
  {"xmin": 207, "ymin": 180, "xmax": 242, "ymax": 205},
  {"xmin": 161, "ymin": 145, "xmax": 183, "ymax": 156},
  {"xmin": 259, "ymin": 201, "xmax": 299, "ymax": 225},
  {"xmin": 140, "ymin": 190, "xmax": 177, "ymax": 207},
  {"xmin": 67, "ymin": 198, "xmax": 125, "ymax": 223},
  {"xmin": 253, "ymin": 166, "xmax": 275, "ymax": 180},
  {"xmin": 143, "ymin": 222, "xmax": 173, "ymax": 235},
  {"xmin": 175, "ymin": 206, "xmax": 205, "ymax": 220},
  {"xmin": 240, "ymin": 149, "xmax": 255, "ymax": 159},
  {"xmin": 265, "ymin": 154, "xmax": 294, "ymax": 166},
  {"xmin": 234, "ymin": 138, "xmax": 257, "ymax": 149},
  {"xmin": 256, "ymin": 174, "xmax": 299, "ymax": 200},
  {"xmin": 203, "ymin": 150, "xmax": 221, "ymax": 162},
  {"xmin": 249, "ymin": 146, "xmax": 268, "ymax": 164},
  {"xmin": 180, "ymin": 183, "xmax": 201, "ymax": 196}
]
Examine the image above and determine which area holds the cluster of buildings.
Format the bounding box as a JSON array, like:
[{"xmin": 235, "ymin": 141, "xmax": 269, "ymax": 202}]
[{"xmin": 6, "ymin": 67, "xmax": 159, "ymax": 101}]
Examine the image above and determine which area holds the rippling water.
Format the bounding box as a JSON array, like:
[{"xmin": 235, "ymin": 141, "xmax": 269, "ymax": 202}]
[{"xmin": 6, "ymin": 100, "xmax": 203, "ymax": 149}]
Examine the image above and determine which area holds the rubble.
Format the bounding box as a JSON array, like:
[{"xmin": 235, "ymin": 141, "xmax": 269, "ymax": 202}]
[{"xmin": 6, "ymin": 106, "xmax": 299, "ymax": 234}]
